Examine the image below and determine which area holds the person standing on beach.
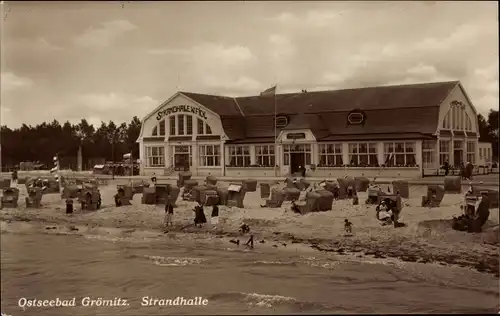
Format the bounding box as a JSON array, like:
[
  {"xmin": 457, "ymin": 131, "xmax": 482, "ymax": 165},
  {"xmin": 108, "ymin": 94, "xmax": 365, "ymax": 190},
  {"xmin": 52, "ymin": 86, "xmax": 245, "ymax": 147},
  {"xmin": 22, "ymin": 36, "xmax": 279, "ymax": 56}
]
[
  {"xmin": 164, "ymin": 199, "xmax": 174, "ymax": 228},
  {"xmin": 11, "ymin": 169, "xmax": 18, "ymax": 187},
  {"xmin": 344, "ymin": 219, "xmax": 353, "ymax": 234},
  {"xmin": 245, "ymin": 234, "xmax": 254, "ymax": 248},
  {"xmin": 465, "ymin": 161, "xmax": 474, "ymax": 180},
  {"xmin": 193, "ymin": 202, "xmax": 206, "ymax": 228},
  {"xmin": 443, "ymin": 160, "xmax": 450, "ymax": 176},
  {"xmin": 65, "ymin": 198, "xmax": 74, "ymax": 214},
  {"xmin": 211, "ymin": 204, "xmax": 219, "ymax": 226}
]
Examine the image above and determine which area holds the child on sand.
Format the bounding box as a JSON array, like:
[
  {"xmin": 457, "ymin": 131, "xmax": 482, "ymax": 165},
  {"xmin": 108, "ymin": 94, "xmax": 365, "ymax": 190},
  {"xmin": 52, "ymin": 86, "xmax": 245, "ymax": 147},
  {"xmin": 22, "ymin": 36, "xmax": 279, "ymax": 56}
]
[
  {"xmin": 344, "ymin": 219, "xmax": 353, "ymax": 234},
  {"xmin": 164, "ymin": 200, "xmax": 174, "ymax": 228},
  {"xmin": 376, "ymin": 200, "xmax": 393, "ymax": 226},
  {"xmin": 245, "ymin": 235, "xmax": 254, "ymax": 248},
  {"xmin": 240, "ymin": 223, "xmax": 250, "ymax": 234}
]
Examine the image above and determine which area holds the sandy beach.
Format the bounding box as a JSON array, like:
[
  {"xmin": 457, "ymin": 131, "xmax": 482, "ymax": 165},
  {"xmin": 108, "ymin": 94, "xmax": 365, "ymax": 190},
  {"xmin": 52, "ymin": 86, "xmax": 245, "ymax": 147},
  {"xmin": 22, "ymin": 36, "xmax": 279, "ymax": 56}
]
[{"xmin": 1, "ymin": 179, "xmax": 499, "ymax": 278}]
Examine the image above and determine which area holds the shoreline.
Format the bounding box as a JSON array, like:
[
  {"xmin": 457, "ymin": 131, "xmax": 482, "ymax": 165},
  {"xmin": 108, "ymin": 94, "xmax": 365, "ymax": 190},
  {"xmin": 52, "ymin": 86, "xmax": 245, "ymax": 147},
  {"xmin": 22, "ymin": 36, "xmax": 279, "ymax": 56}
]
[{"xmin": 2, "ymin": 207, "xmax": 498, "ymax": 277}]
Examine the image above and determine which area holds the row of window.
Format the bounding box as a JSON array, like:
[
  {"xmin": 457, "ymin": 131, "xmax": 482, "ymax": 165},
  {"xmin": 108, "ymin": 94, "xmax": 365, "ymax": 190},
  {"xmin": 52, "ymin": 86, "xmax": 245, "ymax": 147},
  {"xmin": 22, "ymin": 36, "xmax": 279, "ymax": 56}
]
[
  {"xmin": 441, "ymin": 104, "xmax": 473, "ymax": 131},
  {"xmin": 152, "ymin": 115, "xmax": 212, "ymax": 137},
  {"xmin": 479, "ymin": 147, "xmax": 491, "ymax": 161},
  {"xmin": 435, "ymin": 139, "xmax": 476, "ymax": 167},
  {"xmin": 144, "ymin": 142, "xmax": 434, "ymax": 168}
]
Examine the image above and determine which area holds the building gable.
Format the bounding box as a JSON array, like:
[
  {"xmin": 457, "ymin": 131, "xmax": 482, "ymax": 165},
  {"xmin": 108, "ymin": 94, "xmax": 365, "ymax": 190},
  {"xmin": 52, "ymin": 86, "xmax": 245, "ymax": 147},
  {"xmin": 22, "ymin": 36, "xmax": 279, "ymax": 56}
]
[
  {"xmin": 137, "ymin": 93, "xmax": 227, "ymax": 141},
  {"xmin": 436, "ymin": 82, "xmax": 479, "ymax": 136}
]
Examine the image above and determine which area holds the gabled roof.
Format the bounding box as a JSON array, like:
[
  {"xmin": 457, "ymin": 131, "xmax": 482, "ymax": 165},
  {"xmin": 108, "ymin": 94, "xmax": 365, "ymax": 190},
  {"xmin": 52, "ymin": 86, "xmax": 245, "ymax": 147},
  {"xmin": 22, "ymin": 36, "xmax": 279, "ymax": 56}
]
[
  {"xmin": 179, "ymin": 81, "xmax": 460, "ymax": 140},
  {"xmin": 180, "ymin": 92, "xmax": 242, "ymax": 116},
  {"xmin": 181, "ymin": 81, "xmax": 458, "ymax": 117}
]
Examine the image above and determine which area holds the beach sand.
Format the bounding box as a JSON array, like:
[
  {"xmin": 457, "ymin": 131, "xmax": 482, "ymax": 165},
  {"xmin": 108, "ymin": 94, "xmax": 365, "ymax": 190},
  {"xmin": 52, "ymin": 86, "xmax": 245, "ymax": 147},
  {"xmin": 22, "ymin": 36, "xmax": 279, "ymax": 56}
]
[{"xmin": 1, "ymin": 180, "xmax": 499, "ymax": 277}]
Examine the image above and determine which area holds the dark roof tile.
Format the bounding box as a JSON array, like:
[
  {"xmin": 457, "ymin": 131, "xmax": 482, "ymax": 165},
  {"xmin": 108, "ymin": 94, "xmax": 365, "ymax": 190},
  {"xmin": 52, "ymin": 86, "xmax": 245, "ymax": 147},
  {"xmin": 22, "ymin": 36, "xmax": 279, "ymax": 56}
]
[
  {"xmin": 320, "ymin": 107, "xmax": 440, "ymax": 135},
  {"xmin": 181, "ymin": 92, "xmax": 242, "ymax": 116},
  {"xmin": 180, "ymin": 81, "xmax": 459, "ymax": 140},
  {"xmin": 182, "ymin": 81, "xmax": 457, "ymax": 117},
  {"xmin": 220, "ymin": 117, "xmax": 246, "ymax": 140}
]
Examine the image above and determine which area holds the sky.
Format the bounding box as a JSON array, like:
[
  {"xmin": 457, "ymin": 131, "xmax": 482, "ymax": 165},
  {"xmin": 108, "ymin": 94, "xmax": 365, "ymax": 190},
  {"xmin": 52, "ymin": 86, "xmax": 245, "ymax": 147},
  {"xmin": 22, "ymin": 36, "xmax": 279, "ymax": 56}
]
[{"xmin": 0, "ymin": 1, "xmax": 498, "ymax": 128}]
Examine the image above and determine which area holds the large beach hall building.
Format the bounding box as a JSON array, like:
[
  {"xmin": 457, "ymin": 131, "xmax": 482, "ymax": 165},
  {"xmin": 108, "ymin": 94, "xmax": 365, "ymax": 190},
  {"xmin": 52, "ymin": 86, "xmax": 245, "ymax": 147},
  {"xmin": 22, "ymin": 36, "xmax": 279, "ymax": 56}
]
[{"xmin": 137, "ymin": 81, "xmax": 482, "ymax": 178}]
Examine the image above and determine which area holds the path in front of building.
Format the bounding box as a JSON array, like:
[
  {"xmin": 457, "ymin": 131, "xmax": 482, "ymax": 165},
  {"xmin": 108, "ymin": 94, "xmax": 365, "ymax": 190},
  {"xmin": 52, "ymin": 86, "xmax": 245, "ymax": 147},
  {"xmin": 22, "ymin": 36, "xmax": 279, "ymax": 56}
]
[{"xmin": 422, "ymin": 173, "xmax": 499, "ymax": 183}]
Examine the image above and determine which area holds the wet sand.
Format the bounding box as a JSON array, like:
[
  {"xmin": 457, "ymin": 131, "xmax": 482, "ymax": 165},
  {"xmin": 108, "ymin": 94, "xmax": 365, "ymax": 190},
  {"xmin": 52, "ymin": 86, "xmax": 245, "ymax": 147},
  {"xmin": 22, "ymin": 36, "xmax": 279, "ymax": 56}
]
[{"xmin": 1, "ymin": 180, "xmax": 498, "ymax": 277}]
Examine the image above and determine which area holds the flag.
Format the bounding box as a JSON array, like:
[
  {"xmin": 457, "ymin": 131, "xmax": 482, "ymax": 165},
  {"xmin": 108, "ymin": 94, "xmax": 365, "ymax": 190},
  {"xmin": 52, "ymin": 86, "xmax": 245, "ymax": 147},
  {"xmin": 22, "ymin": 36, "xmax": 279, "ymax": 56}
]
[
  {"xmin": 51, "ymin": 155, "xmax": 59, "ymax": 173},
  {"xmin": 123, "ymin": 153, "xmax": 132, "ymax": 159},
  {"xmin": 260, "ymin": 85, "xmax": 276, "ymax": 97}
]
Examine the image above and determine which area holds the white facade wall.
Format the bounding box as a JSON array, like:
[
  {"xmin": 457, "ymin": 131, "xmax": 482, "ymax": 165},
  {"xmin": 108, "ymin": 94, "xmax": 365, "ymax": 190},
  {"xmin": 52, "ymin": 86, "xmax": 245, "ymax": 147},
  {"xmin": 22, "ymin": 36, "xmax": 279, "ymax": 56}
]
[{"xmin": 137, "ymin": 86, "xmax": 482, "ymax": 179}]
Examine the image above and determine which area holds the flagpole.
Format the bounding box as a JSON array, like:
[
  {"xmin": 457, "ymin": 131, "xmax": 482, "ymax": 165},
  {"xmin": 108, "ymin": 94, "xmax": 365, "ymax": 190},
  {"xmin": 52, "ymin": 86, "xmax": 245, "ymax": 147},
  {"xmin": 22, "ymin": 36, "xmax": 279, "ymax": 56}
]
[{"xmin": 274, "ymin": 84, "xmax": 278, "ymax": 177}]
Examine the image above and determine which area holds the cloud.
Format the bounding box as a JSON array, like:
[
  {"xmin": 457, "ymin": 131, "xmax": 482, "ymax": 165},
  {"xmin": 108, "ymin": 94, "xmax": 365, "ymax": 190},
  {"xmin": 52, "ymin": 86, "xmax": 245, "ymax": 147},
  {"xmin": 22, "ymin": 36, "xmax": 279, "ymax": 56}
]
[
  {"xmin": 73, "ymin": 20, "xmax": 137, "ymax": 48},
  {"xmin": 36, "ymin": 37, "xmax": 63, "ymax": 51},
  {"xmin": 1, "ymin": 72, "xmax": 33, "ymax": 91},
  {"xmin": 406, "ymin": 63, "xmax": 438, "ymax": 77},
  {"xmin": 2, "ymin": 1, "xmax": 497, "ymax": 128},
  {"xmin": 268, "ymin": 9, "xmax": 348, "ymax": 28},
  {"xmin": 147, "ymin": 43, "xmax": 253, "ymax": 65},
  {"xmin": 0, "ymin": 106, "xmax": 13, "ymax": 126},
  {"xmin": 202, "ymin": 75, "xmax": 263, "ymax": 92},
  {"xmin": 146, "ymin": 48, "xmax": 190, "ymax": 55},
  {"xmin": 268, "ymin": 34, "xmax": 294, "ymax": 59},
  {"xmin": 77, "ymin": 93, "xmax": 158, "ymax": 111},
  {"xmin": 156, "ymin": 42, "xmax": 258, "ymax": 94},
  {"xmin": 191, "ymin": 43, "xmax": 253, "ymax": 66},
  {"xmin": 262, "ymin": 4, "xmax": 498, "ymax": 114}
]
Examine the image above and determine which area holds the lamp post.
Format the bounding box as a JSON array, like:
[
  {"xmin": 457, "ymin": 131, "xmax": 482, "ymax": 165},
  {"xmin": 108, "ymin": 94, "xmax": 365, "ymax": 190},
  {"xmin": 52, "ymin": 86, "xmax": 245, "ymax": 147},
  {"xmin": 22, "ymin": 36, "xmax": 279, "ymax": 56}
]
[
  {"xmin": 75, "ymin": 130, "xmax": 84, "ymax": 172},
  {"xmin": 107, "ymin": 131, "xmax": 117, "ymax": 180}
]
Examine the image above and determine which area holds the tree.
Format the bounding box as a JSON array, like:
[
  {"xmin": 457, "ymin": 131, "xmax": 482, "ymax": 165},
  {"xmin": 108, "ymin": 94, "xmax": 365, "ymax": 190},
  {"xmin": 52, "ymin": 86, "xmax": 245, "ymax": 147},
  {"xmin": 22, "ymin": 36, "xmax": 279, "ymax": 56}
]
[
  {"xmin": 487, "ymin": 109, "xmax": 499, "ymax": 158},
  {"xmin": 125, "ymin": 116, "xmax": 142, "ymax": 160},
  {"xmin": 477, "ymin": 114, "xmax": 491, "ymax": 142},
  {"xmin": 1, "ymin": 117, "xmax": 142, "ymax": 170}
]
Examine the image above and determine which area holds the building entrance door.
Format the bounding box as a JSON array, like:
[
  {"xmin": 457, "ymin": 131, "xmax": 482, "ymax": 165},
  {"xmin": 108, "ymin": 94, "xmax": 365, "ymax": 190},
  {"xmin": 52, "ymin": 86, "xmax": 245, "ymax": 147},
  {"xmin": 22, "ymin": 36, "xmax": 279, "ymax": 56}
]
[
  {"xmin": 453, "ymin": 140, "xmax": 463, "ymax": 168},
  {"xmin": 453, "ymin": 150, "xmax": 463, "ymax": 167},
  {"xmin": 174, "ymin": 154, "xmax": 189, "ymax": 171},
  {"xmin": 173, "ymin": 145, "xmax": 191, "ymax": 171},
  {"xmin": 289, "ymin": 153, "xmax": 305, "ymax": 175}
]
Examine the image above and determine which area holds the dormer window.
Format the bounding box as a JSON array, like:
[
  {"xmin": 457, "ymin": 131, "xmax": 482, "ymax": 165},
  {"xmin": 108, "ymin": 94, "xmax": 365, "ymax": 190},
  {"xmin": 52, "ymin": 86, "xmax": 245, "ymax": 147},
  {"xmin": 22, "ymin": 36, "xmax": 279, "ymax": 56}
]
[
  {"xmin": 275, "ymin": 115, "xmax": 288, "ymax": 128},
  {"xmin": 347, "ymin": 111, "xmax": 365, "ymax": 125}
]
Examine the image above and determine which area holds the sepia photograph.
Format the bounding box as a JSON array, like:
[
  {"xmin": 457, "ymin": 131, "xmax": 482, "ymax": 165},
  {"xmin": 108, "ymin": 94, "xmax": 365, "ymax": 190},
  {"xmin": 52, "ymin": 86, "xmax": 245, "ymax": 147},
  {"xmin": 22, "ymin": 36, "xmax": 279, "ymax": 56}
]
[{"xmin": 0, "ymin": 1, "xmax": 499, "ymax": 315}]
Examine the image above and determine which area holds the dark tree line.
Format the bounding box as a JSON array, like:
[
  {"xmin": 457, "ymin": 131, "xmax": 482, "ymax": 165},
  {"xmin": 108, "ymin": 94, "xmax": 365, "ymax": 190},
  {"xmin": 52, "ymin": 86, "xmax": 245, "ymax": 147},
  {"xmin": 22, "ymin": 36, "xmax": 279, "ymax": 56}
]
[
  {"xmin": 0, "ymin": 117, "xmax": 142, "ymax": 171},
  {"xmin": 477, "ymin": 109, "xmax": 499, "ymax": 159}
]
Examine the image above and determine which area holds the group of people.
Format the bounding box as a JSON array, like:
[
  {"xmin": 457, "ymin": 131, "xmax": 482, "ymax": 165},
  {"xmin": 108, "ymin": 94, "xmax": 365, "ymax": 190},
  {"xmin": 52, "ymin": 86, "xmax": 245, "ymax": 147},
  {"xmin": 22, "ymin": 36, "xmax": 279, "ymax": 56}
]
[
  {"xmin": 441, "ymin": 161, "xmax": 474, "ymax": 180},
  {"xmin": 162, "ymin": 200, "xmax": 220, "ymax": 230},
  {"xmin": 452, "ymin": 190, "xmax": 491, "ymax": 233},
  {"xmin": 65, "ymin": 194, "xmax": 101, "ymax": 214},
  {"xmin": 375, "ymin": 197, "xmax": 405, "ymax": 228}
]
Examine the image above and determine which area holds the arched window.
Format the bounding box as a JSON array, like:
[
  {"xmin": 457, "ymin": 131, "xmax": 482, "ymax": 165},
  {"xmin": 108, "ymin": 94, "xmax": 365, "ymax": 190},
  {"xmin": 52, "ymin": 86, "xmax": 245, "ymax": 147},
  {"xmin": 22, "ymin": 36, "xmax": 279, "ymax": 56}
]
[
  {"xmin": 156, "ymin": 114, "xmax": 214, "ymax": 136},
  {"xmin": 197, "ymin": 118, "xmax": 213, "ymax": 135},
  {"xmin": 151, "ymin": 119, "xmax": 166, "ymax": 136},
  {"xmin": 169, "ymin": 114, "xmax": 195, "ymax": 136},
  {"xmin": 441, "ymin": 101, "xmax": 473, "ymax": 131}
]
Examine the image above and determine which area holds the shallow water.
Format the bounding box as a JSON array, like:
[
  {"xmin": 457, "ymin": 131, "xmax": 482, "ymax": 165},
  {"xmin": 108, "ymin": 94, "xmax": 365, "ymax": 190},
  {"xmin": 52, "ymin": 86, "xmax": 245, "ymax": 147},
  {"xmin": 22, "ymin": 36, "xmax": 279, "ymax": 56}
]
[{"xmin": 1, "ymin": 229, "xmax": 499, "ymax": 315}]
